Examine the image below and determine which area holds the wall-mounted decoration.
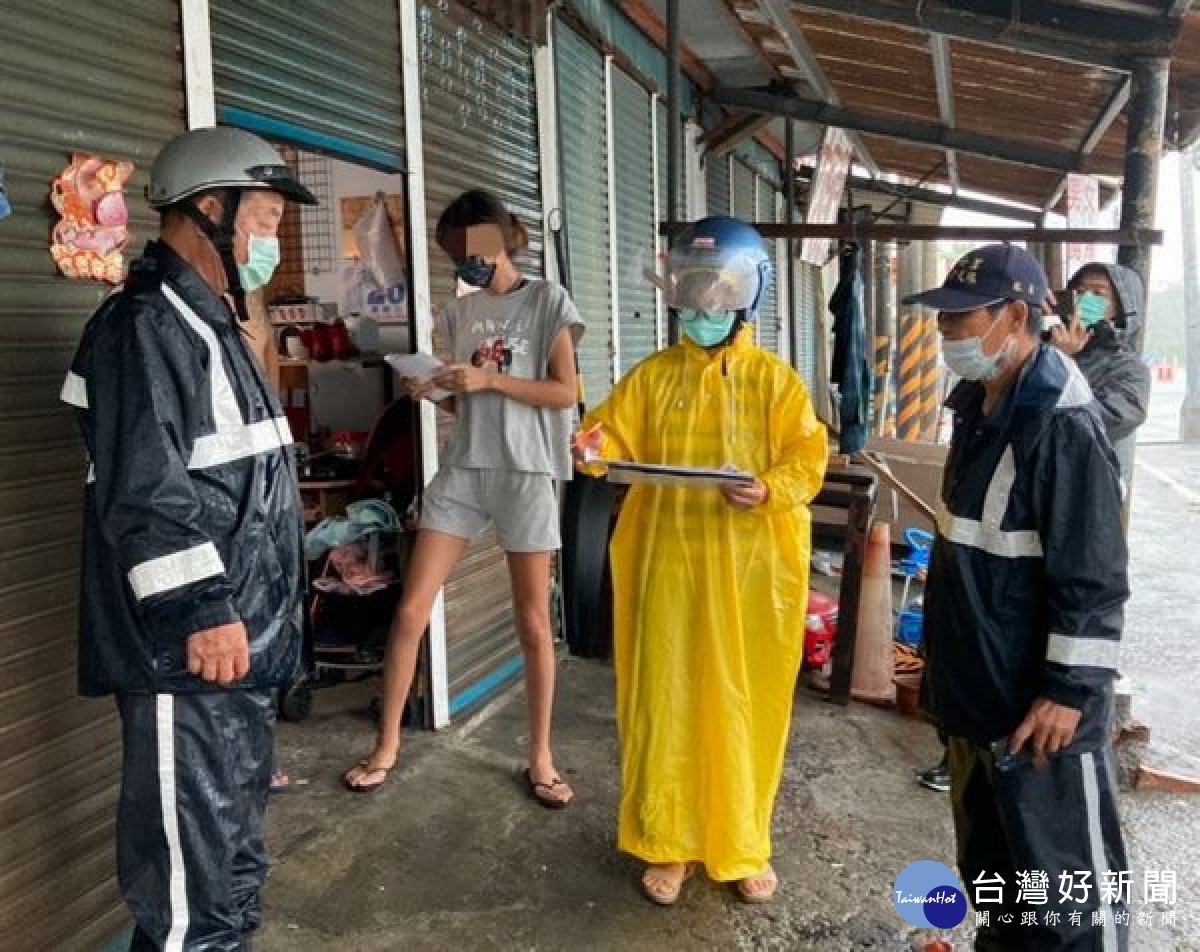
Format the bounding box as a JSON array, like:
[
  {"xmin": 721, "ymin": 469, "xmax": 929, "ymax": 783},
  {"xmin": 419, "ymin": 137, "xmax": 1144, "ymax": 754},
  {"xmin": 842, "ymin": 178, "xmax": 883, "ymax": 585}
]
[
  {"xmin": 49, "ymin": 153, "xmax": 134, "ymax": 284},
  {"xmin": 0, "ymin": 161, "xmax": 11, "ymax": 222}
]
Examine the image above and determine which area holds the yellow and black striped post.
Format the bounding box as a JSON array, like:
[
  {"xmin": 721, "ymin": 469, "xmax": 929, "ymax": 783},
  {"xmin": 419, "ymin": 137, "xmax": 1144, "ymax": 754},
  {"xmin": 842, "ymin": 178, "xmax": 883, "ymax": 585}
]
[{"xmin": 896, "ymin": 311, "xmax": 924, "ymax": 441}]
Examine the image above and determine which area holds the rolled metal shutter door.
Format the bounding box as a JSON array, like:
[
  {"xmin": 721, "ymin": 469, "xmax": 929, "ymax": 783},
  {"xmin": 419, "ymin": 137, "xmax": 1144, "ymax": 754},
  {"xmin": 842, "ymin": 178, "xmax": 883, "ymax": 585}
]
[
  {"xmin": 732, "ymin": 158, "xmax": 756, "ymax": 223},
  {"xmin": 211, "ymin": 0, "xmax": 404, "ymax": 169},
  {"xmin": 0, "ymin": 2, "xmax": 185, "ymax": 946},
  {"xmin": 706, "ymin": 154, "xmax": 731, "ymax": 217},
  {"xmin": 555, "ymin": 18, "xmax": 613, "ymax": 406},
  {"xmin": 612, "ymin": 70, "xmax": 657, "ymax": 376},
  {"xmin": 796, "ymin": 262, "xmax": 822, "ymax": 390},
  {"xmin": 420, "ymin": 0, "xmax": 544, "ymax": 717},
  {"xmin": 756, "ymin": 176, "xmax": 781, "ymax": 354}
]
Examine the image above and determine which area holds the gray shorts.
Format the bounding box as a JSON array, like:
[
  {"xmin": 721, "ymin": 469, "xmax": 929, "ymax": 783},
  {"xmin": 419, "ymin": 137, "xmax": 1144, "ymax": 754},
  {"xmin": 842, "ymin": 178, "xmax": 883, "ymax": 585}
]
[{"xmin": 419, "ymin": 466, "xmax": 561, "ymax": 552}]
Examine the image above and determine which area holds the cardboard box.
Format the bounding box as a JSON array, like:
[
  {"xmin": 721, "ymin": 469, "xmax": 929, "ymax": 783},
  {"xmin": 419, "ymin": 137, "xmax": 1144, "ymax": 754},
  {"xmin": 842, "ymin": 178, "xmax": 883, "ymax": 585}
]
[{"xmin": 865, "ymin": 436, "xmax": 948, "ymax": 531}]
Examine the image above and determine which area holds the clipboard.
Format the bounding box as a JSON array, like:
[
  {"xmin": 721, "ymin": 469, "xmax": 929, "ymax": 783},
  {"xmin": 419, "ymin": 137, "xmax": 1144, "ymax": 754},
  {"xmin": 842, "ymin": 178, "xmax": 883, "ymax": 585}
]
[{"xmin": 604, "ymin": 460, "xmax": 755, "ymax": 488}]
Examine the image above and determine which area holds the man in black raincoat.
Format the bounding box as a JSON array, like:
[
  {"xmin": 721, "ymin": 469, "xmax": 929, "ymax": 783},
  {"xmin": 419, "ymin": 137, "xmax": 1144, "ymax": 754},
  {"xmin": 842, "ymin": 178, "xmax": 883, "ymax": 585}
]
[
  {"xmin": 1052, "ymin": 262, "xmax": 1153, "ymax": 481},
  {"xmin": 906, "ymin": 245, "xmax": 1130, "ymax": 952},
  {"xmin": 62, "ymin": 127, "xmax": 316, "ymax": 951}
]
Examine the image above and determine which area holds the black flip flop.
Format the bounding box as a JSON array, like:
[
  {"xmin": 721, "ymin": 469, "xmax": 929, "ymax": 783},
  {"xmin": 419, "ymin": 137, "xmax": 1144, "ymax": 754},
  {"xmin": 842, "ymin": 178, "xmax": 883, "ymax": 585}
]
[
  {"xmin": 343, "ymin": 761, "xmax": 392, "ymax": 794},
  {"xmin": 523, "ymin": 768, "xmax": 573, "ymax": 809}
]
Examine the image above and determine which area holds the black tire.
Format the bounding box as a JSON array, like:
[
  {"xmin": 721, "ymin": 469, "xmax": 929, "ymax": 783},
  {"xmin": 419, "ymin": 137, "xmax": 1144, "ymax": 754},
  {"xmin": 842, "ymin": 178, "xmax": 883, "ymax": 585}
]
[
  {"xmin": 279, "ymin": 682, "xmax": 313, "ymax": 722},
  {"xmin": 560, "ymin": 473, "xmax": 624, "ymax": 659}
]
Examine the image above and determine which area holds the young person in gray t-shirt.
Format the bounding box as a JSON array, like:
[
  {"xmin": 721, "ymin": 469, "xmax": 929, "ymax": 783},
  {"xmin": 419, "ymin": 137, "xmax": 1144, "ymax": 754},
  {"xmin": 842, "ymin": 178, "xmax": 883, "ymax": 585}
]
[{"xmin": 344, "ymin": 191, "xmax": 583, "ymax": 808}]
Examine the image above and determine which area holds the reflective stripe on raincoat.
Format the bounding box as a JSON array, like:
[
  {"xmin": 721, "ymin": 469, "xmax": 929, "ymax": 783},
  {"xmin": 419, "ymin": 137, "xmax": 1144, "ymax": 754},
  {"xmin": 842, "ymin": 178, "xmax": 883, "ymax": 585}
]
[{"xmin": 581, "ymin": 326, "xmax": 827, "ymax": 880}]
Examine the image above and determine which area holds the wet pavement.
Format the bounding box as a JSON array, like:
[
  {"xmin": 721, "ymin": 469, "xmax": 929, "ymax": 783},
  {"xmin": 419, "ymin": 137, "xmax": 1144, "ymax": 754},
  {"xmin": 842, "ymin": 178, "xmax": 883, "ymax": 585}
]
[
  {"xmin": 258, "ymin": 382, "xmax": 1199, "ymax": 951},
  {"xmin": 1122, "ymin": 382, "xmax": 1200, "ymax": 952}
]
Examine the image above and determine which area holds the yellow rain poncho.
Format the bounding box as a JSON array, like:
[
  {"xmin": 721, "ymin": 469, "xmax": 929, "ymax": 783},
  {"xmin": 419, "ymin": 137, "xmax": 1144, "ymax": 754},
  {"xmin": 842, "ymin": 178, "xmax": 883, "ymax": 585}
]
[{"xmin": 582, "ymin": 326, "xmax": 827, "ymax": 881}]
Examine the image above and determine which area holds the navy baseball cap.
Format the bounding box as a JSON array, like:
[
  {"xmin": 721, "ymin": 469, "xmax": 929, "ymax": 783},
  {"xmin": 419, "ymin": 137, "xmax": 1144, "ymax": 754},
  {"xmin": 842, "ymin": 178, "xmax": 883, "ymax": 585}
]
[{"xmin": 902, "ymin": 243, "xmax": 1049, "ymax": 313}]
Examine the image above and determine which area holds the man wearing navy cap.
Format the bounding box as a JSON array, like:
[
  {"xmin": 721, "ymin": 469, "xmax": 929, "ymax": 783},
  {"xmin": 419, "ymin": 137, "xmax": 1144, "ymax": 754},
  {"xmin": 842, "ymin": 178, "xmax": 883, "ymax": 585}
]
[{"xmin": 907, "ymin": 245, "xmax": 1131, "ymax": 951}]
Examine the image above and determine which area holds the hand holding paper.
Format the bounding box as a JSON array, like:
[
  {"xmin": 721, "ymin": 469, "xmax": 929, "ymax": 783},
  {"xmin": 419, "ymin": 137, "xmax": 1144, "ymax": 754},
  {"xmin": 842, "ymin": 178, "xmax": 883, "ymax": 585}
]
[{"xmin": 385, "ymin": 352, "xmax": 452, "ymax": 402}]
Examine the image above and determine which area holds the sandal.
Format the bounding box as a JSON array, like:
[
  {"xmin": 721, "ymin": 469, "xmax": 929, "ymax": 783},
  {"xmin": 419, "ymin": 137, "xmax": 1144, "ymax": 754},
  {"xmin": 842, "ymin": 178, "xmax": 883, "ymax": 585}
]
[
  {"xmin": 736, "ymin": 865, "xmax": 778, "ymax": 903},
  {"xmin": 343, "ymin": 759, "xmax": 393, "ymax": 794},
  {"xmin": 523, "ymin": 768, "xmax": 573, "ymax": 809},
  {"xmin": 641, "ymin": 863, "xmax": 696, "ymax": 906}
]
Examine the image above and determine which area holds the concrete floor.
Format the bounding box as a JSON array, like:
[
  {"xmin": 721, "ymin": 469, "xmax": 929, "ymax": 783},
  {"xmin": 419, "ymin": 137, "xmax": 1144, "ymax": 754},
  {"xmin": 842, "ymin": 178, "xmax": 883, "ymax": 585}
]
[
  {"xmin": 258, "ymin": 383, "xmax": 1200, "ymax": 952},
  {"xmin": 261, "ymin": 664, "xmax": 960, "ymax": 951}
]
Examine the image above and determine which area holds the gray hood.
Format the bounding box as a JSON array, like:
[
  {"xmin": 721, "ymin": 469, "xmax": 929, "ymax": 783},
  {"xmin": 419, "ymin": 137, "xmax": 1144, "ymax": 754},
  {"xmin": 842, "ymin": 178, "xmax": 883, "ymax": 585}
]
[{"xmin": 1069, "ymin": 262, "xmax": 1144, "ymax": 343}]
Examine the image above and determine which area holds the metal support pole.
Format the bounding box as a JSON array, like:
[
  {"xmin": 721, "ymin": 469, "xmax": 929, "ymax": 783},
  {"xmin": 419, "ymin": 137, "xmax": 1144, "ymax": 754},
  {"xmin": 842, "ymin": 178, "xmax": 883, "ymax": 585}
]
[
  {"xmin": 785, "ymin": 120, "xmax": 798, "ymax": 368},
  {"xmin": 1182, "ymin": 146, "xmax": 1200, "ymax": 441},
  {"xmin": 665, "ymin": 0, "xmax": 681, "ymax": 344},
  {"xmin": 920, "ymin": 242, "xmax": 944, "ymax": 439},
  {"xmin": 1117, "ymin": 56, "xmax": 1170, "ymax": 349},
  {"xmin": 873, "ymin": 241, "xmax": 897, "ymax": 436}
]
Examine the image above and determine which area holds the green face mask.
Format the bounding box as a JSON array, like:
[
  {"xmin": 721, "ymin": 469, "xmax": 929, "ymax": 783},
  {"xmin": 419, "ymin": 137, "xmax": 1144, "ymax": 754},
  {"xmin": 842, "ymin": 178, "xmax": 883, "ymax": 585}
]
[
  {"xmin": 680, "ymin": 309, "xmax": 737, "ymax": 348},
  {"xmin": 236, "ymin": 234, "xmax": 281, "ymax": 292},
  {"xmin": 1076, "ymin": 291, "xmax": 1109, "ymax": 329}
]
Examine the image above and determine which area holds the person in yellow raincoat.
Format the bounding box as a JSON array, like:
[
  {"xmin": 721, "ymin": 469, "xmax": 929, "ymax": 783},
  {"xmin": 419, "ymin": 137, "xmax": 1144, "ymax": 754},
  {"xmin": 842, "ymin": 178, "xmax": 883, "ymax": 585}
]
[{"xmin": 575, "ymin": 216, "xmax": 827, "ymax": 905}]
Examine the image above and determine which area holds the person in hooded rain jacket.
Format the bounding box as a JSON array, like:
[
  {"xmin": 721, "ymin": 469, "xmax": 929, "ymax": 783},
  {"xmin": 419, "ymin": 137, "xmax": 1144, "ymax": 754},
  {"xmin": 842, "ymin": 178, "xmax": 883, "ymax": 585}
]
[
  {"xmin": 574, "ymin": 217, "xmax": 827, "ymax": 906},
  {"xmin": 1051, "ymin": 262, "xmax": 1152, "ymax": 481}
]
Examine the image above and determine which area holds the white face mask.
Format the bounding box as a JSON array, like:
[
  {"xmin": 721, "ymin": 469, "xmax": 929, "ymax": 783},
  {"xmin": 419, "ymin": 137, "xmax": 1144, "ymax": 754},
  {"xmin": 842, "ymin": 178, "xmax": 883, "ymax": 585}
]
[{"xmin": 941, "ymin": 311, "xmax": 1014, "ymax": 382}]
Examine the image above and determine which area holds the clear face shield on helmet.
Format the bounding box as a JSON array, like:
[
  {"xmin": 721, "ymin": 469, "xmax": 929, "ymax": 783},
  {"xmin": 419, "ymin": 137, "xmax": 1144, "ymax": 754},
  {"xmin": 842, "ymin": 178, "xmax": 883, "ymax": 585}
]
[{"xmin": 644, "ymin": 247, "xmax": 767, "ymax": 314}]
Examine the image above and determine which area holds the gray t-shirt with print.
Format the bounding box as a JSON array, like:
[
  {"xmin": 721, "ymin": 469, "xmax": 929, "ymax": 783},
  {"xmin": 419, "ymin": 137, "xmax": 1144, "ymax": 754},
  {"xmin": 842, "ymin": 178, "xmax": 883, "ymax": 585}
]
[{"xmin": 437, "ymin": 279, "xmax": 584, "ymax": 480}]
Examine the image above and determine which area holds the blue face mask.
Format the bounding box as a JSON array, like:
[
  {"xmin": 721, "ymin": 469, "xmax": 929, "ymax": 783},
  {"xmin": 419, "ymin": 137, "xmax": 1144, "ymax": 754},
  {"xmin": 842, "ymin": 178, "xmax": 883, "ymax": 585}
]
[
  {"xmin": 941, "ymin": 313, "xmax": 1013, "ymax": 382},
  {"xmin": 1076, "ymin": 291, "xmax": 1109, "ymax": 329},
  {"xmin": 236, "ymin": 234, "xmax": 281, "ymax": 292},
  {"xmin": 680, "ymin": 309, "xmax": 737, "ymax": 348},
  {"xmin": 455, "ymin": 256, "xmax": 496, "ymax": 289}
]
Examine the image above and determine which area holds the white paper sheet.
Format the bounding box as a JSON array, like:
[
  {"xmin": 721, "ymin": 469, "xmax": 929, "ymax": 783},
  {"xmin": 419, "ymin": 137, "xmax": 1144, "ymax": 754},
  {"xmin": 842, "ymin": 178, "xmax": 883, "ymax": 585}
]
[{"xmin": 384, "ymin": 352, "xmax": 451, "ymax": 402}]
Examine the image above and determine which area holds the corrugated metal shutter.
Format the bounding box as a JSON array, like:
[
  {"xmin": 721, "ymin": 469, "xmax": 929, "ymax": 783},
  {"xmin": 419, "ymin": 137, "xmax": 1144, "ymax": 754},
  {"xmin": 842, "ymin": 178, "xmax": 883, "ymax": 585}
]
[
  {"xmin": 706, "ymin": 154, "xmax": 730, "ymax": 217},
  {"xmin": 555, "ymin": 19, "xmax": 613, "ymax": 405},
  {"xmin": 612, "ymin": 70, "xmax": 657, "ymax": 376},
  {"xmin": 656, "ymin": 99, "xmax": 689, "ymax": 219},
  {"xmin": 732, "ymin": 159, "xmax": 757, "ymax": 222},
  {"xmin": 420, "ymin": 0, "xmax": 544, "ymax": 717},
  {"xmin": 796, "ymin": 262, "xmax": 821, "ymax": 390},
  {"xmin": 0, "ymin": 2, "xmax": 184, "ymax": 947},
  {"xmin": 211, "ymin": 0, "xmax": 404, "ymax": 169},
  {"xmin": 757, "ymin": 177, "xmax": 781, "ymax": 354}
]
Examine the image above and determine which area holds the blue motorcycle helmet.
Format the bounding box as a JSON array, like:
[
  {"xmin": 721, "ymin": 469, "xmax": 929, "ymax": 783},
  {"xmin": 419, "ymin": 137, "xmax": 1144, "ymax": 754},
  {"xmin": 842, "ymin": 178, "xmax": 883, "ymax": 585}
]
[{"xmin": 663, "ymin": 216, "xmax": 773, "ymax": 321}]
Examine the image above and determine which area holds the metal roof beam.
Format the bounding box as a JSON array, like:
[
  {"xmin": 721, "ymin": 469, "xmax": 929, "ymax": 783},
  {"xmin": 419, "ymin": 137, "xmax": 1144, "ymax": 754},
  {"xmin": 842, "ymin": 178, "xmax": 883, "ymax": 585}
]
[
  {"xmin": 794, "ymin": 166, "xmax": 1045, "ymax": 222},
  {"xmin": 662, "ymin": 222, "xmax": 1164, "ymax": 244},
  {"xmin": 929, "ymin": 33, "xmax": 960, "ymax": 193},
  {"xmin": 754, "ymin": 0, "xmax": 882, "ymax": 176},
  {"xmin": 704, "ymin": 112, "xmax": 774, "ymax": 156},
  {"xmin": 787, "ymin": 0, "xmax": 1173, "ymax": 71},
  {"xmin": 949, "ymin": 0, "xmax": 1177, "ymax": 47},
  {"xmin": 712, "ymin": 85, "xmax": 1104, "ymax": 174},
  {"xmin": 1042, "ymin": 75, "xmax": 1133, "ymax": 212}
]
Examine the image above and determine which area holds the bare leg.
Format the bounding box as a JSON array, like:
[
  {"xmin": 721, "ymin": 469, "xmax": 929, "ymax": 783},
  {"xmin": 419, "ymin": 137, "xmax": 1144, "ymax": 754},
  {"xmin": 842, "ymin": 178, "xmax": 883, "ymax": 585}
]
[
  {"xmin": 345, "ymin": 531, "xmax": 467, "ymax": 789},
  {"xmin": 506, "ymin": 551, "xmax": 571, "ymax": 803}
]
